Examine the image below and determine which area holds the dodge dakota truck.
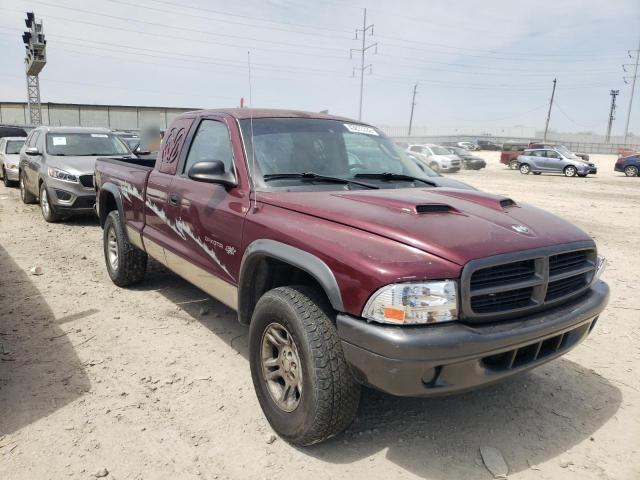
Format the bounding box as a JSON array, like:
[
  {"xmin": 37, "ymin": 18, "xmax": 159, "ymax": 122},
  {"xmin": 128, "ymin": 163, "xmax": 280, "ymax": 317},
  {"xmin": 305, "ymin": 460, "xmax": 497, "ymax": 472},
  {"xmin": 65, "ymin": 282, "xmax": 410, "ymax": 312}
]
[{"xmin": 95, "ymin": 109, "xmax": 609, "ymax": 446}]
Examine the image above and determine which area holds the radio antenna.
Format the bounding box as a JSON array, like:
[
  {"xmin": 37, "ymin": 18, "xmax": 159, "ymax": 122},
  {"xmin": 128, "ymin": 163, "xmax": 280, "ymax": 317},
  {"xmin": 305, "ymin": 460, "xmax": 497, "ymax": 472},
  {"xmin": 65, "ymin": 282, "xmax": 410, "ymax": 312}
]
[{"xmin": 248, "ymin": 50, "xmax": 257, "ymax": 211}]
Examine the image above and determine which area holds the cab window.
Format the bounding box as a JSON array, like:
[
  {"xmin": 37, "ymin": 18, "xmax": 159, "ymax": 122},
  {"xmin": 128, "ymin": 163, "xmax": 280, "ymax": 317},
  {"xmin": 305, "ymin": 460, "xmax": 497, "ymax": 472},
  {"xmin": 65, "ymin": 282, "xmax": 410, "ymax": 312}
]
[{"xmin": 184, "ymin": 120, "xmax": 234, "ymax": 175}]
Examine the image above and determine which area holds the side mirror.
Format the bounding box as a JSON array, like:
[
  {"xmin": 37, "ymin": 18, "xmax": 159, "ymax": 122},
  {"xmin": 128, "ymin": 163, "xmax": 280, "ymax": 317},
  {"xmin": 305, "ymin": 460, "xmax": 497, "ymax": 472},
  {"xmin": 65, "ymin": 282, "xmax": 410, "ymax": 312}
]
[
  {"xmin": 187, "ymin": 160, "xmax": 236, "ymax": 187},
  {"xmin": 25, "ymin": 147, "xmax": 41, "ymax": 156}
]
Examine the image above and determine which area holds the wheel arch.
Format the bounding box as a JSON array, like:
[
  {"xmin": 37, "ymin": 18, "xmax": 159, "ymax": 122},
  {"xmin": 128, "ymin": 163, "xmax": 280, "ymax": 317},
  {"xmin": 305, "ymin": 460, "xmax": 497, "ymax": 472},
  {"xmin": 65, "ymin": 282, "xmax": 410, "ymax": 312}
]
[
  {"xmin": 237, "ymin": 239, "xmax": 345, "ymax": 325},
  {"xmin": 98, "ymin": 183, "xmax": 125, "ymax": 228}
]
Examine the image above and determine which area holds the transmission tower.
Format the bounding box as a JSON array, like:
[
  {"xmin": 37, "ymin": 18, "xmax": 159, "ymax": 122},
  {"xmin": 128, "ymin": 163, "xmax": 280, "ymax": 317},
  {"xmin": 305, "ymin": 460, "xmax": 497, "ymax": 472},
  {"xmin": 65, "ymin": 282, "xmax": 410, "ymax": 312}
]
[
  {"xmin": 350, "ymin": 8, "xmax": 377, "ymax": 121},
  {"xmin": 606, "ymin": 89, "xmax": 619, "ymax": 143},
  {"xmin": 22, "ymin": 12, "xmax": 47, "ymax": 126}
]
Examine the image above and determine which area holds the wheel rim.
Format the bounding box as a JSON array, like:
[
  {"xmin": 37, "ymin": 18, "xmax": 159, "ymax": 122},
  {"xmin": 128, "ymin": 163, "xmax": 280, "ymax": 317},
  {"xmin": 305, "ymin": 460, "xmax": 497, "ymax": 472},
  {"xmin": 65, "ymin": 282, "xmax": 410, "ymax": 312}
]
[
  {"xmin": 20, "ymin": 175, "xmax": 25, "ymax": 200},
  {"xmin": 261, "ymin": 323, "xmax": 302, "ymax": 412},
  {"xmin": 626, "ymin": 166, "xmax": 638, "ymax": 177},
  {"xmin": 107, "ymin": 226, "xmax": 119, "ymax": 271},
  {"xmin": 566, "ymin": 166, "xmax": 576, "ymax": 176},
  {"xmin": 41, "ymin": 187, "xmax": 50, "ymax": 217},
  {"xmin": 509, "ymin": 160, "xmax": 517, "ymax": 169},
  {"xmin": 521, "ymin": 165, "xmax": 530, "ymax": 174}
]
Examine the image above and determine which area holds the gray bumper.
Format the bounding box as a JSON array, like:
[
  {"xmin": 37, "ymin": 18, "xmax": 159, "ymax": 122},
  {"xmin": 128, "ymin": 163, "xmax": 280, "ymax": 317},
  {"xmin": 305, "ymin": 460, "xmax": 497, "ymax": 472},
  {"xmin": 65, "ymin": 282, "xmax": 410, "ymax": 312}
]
[
  {"xmin": 337, "ymin": 281, "xmax": 609, "ymax": 397},
  {"xmin": 46, "ymin": 177, "xmax": 95, "ymax": 213}
]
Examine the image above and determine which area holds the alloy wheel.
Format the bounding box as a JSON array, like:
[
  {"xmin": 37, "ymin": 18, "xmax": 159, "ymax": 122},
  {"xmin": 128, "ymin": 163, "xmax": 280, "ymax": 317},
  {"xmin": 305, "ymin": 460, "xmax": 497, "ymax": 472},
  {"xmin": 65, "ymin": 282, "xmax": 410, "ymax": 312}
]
[
  {"xmin": 107, "ymin": 225, "xmax": 119, "ymax": 271},
  {"xmin": 41, "ymin": 188, "xmax": 51, "ymax": 217},
  {"xmin": 260, "ymin": 323, "xmax": 303, "ymax": 412},
  {"xmin": 625, "ymin": 165, "xmax": 639, "ymax": 177},
  {"xmin": 565, "ymin": 166, "xmax": 577, "ymax": 177}
]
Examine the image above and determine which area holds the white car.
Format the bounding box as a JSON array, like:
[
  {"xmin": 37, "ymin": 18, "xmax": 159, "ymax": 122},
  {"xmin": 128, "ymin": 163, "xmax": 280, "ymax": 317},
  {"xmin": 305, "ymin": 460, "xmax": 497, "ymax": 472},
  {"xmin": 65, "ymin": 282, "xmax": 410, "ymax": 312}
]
[
  {"xmin": 0, "ymin": 136, "xmax": 25, "ymax": 187},
  {"xmin": 407, "ymin": 144, "xmax": 461, "ymax": 172}
]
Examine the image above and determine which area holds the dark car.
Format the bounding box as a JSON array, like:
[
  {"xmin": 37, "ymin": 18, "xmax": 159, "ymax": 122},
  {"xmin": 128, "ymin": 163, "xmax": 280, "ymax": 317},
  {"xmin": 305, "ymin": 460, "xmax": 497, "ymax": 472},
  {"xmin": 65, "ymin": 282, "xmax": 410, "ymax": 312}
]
[
  {"xmin": 445, "ymin": 146, "xmax": 486, "ymax": 170},
  {"xmin": 475, "ymin": 139, "xmax": 502, "ymax": 150},
  {"xmin": 614, "ymin": 154, "xmax": 640, "ymax": 177},
  {"xmin": 95, "ymin": 108, "xmax": 608, "ymax": 446}
]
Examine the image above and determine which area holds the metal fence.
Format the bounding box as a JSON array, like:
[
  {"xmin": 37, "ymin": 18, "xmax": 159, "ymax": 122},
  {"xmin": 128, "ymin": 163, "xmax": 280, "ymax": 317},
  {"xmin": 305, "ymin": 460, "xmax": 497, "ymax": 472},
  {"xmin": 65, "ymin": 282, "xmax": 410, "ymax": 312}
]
[{"xmin": 390, "ymin": 134, "xmax": 640, "ymax": 155}]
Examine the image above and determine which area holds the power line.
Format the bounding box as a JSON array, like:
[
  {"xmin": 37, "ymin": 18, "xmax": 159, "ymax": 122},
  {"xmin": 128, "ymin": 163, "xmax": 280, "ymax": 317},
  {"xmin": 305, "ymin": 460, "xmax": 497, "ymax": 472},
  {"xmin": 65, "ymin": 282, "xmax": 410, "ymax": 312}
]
[{"xmin": 350, "ymin": 8, "xmax": 377, "ymax": 120}]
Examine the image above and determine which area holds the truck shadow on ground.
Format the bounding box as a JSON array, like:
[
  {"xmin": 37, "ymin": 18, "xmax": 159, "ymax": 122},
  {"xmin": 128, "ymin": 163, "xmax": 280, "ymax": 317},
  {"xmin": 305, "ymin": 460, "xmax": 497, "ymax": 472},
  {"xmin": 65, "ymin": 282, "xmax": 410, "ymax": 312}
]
[
  {"xmin": 141, "ymin": 260, "xmax": 621, "ymax": 479},
  {"xmin": 0, "ymin": 245, "xmax": 91, "ymax": 436}
]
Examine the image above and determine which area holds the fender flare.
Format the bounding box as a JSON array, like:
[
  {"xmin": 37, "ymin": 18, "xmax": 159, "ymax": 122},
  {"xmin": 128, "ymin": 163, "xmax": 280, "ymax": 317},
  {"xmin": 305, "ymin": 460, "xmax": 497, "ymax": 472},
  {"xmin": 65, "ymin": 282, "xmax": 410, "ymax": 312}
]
[
  {"xmin": 97, "ymin": 182, "xmax": 125, "ymax": 228},
  {"xmin": 237, "ymin": 239, "xmax": 345, "ymax": 324}
]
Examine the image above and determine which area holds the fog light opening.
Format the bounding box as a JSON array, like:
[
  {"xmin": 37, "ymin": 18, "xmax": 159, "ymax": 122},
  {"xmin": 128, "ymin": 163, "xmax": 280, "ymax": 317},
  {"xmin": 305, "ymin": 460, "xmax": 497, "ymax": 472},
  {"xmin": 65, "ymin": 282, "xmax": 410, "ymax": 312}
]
[{"xmin": 421, "ymin": 366, "xmax": 442, "ymax": 387}]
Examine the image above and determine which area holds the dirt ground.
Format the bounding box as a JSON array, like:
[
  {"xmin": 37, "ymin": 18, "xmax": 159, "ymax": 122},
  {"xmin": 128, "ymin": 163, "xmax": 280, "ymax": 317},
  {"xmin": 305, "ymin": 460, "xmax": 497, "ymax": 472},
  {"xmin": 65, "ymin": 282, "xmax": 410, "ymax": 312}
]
[{"xmin": 0, "ymin": 152, "xmax": 639, "ymax": 480}]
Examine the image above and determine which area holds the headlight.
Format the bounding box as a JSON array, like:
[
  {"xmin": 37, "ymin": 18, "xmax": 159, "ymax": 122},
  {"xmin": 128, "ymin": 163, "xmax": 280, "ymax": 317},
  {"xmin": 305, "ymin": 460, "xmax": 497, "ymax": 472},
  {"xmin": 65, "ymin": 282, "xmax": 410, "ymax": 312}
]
[
  {"xmin": 590, "ymin": 256, "xmax": 606, "ymax": 286},
  {"xmin": 48, "ymin": 167, "xmax": 78, "ymax": 183},
  {"xmin": 362, "ymin": 280, "xmax": 458, "ymax": 325}
]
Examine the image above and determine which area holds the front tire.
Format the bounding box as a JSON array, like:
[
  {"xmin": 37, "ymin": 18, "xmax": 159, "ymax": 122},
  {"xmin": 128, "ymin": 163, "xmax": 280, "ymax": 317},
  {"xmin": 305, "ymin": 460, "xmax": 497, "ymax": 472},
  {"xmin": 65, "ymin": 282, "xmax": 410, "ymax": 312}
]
[
  {"xmin": 103, "ymin": 210, "xmax": 147, "ymax": 286},
  {"xmin": 2, "ymin": 168, "xmax": 11, "ymax": 187},
  {"xmin": 564, "ymin": 165, "xmax": 577, "ymax": 177},
  {"xmin": 249, "ymin": 286, "xmax": 361, "ymax": 446},
  {"xmin": 40, "ymin": 183, "xmax": 61, "ymax": 223},
  {"xmin": 509, "ymin": 159, "xmax": 518, "ymax": 169},
  {"xmin": 624, "ymin": 165, "xmax": 639, "ymax": 177},
  {"xmin": 430, "ymin": 162, "xmax": 441, "ymax": 173},
  {"xmin": 519, "ymin": 164, "xmax": 531, "ymax": 175},
  {"xmin": 20, "ymin": 171, "xmax": 36, "ymax": 204}
]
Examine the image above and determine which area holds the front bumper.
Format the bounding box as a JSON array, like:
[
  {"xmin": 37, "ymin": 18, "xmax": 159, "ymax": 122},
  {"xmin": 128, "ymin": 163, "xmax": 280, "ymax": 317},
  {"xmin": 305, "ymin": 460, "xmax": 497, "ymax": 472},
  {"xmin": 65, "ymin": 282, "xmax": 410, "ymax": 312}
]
[
  {"xmin": 337, "ymin": 281, "xmax": 609, "ymax": 397},
  {"xmin": 46, "ymin": 177, "xmax": 96, "ymax": 214},
  {"xmin": 4, "ymin": 167, "xmax": 19, "ymax": 181}
]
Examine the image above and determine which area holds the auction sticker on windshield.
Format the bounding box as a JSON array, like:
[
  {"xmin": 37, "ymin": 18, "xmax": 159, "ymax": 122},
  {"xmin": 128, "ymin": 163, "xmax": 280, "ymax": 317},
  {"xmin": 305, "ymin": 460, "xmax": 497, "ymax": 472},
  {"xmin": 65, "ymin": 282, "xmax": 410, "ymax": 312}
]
[
  {"xmin": 52, "ymin": 137, "xmax": 67, "ymax": 146},
  {"xmin": 343, "ymin": 124, "xmax": 379, "ymax": 136}
]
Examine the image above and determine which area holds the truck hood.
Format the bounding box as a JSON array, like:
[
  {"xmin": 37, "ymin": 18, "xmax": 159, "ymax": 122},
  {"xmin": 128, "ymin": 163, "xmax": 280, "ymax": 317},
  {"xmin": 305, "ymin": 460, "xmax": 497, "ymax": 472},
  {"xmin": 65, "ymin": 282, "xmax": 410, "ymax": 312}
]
[{"xmin": 258, "ymin": 188, "xmax": 592, "ymax": 266}]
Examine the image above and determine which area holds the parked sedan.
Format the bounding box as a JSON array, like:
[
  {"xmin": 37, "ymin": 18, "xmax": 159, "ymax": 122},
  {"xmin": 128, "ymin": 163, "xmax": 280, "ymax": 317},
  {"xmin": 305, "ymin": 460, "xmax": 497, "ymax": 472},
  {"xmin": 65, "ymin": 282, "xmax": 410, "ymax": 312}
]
[
  {"xmin": 407, "ymin": 153, "xmax": 476, "ymax": 189},
  {"xmin": 19, "ymin": 126, "xmax": 132, "ymax": 222},
  {"xmin": 445, "ymin": 146, "xmax": 486, "ymax": 170},
  {"xmin": 457, "ymin": 141, "xmax": 480, "ymax": 151},
  {"xmin": 517, "ymin": 148, "xmax": 597, "ymax": 177},
  {"xmin": 407, "ymin": 144, "xmax": 461, "ymax": 172},
  {"xmin": 0, "ymin": 137, "xmax": 25, "ymax": 187},
  {"xmin": 475, "ymin": 139, "xmax": 502, "ymax": 150},
  {"xmin": 614, "ymin": 154, "xmax": 640, "ymax": 177}
]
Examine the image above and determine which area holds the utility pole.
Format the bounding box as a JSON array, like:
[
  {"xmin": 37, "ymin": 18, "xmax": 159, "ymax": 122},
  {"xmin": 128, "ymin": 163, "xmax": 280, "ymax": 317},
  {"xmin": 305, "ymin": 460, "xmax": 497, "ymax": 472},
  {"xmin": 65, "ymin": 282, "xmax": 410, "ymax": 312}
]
[
  {"xmin": 606, "ymin": 89, "xmax": 619, "ymax": 143},
  {"xmin": 408, "ymin": 83, "xmax": 418, "ymax": 137},
  {"xmin": 623, "ymin": 34, "xmax": 640, "ymax": 143},
  {"xmin": 350, "ymin": 8, "xmax": 377, "ymax": 121},
  {"xmin": 543, "ymin": 78, "xmax": 557, "ymax": 142},
  {"xmin": 22, "ymin": 12, "xmax": 47, "ymax": 125}
]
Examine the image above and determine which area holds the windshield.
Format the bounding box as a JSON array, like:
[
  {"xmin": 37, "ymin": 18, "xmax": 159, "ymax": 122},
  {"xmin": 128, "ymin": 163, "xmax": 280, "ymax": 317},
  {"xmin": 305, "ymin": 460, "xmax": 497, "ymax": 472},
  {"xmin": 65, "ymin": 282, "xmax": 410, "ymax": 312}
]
[
  {"xmin": 6, "ymin": 140, "xmax": 25, "ymax": 154},
  {"xmin": 45, "ymin": 133, "xmax": 130, "ymax": 156},
  {"xmin": 239, "ymin": 118, "xmax": 432, "ymax": 190},
  {"xmin": 429, "ymin": 145, "xmax": 452, "ymax": 155}
]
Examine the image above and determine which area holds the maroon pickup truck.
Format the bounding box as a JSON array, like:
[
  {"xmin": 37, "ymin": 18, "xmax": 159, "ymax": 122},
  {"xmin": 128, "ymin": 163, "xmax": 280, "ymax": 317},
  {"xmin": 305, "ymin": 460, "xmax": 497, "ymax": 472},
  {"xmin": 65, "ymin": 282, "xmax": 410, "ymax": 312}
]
[{"xmin": 95, "ymin": 109, "xmax": 609, "ymax": 446}]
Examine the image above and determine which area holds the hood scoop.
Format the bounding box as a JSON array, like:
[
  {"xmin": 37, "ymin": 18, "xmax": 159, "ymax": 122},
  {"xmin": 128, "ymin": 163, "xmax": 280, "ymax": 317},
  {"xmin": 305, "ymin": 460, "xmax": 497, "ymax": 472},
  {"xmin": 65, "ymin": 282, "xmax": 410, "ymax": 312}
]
[
  {"xmin": 435, "ymin": 190, "xmax": 518, "ymax": 211},
  {"xmin": 415, "ymin": 203, "xmax": 459, "ymax": 214}
]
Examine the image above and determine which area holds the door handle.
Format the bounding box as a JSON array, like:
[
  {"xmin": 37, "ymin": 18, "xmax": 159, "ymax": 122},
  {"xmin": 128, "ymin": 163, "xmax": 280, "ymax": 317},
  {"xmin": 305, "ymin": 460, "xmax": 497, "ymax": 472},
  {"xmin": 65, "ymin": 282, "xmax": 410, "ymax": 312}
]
[{"xmin": 168, "ymin": 193, "xmax": 180, "ymax": 207}]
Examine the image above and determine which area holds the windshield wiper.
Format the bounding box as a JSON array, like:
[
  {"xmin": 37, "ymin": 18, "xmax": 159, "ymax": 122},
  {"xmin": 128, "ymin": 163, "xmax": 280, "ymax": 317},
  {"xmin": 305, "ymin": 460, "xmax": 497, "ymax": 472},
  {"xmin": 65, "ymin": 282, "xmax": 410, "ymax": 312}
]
[
  {"xmin": 355, "ymin": 172, "xmax": 436, "ymax": 186},
  {"xmin": 263, "ymin": 172, "xmax": 378, "ymax": 189}
]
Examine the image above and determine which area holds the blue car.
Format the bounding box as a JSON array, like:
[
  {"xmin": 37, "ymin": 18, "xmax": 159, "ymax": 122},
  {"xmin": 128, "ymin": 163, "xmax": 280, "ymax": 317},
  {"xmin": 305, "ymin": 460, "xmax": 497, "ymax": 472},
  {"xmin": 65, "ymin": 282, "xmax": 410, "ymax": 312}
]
[{"xmin": 615, "ymin": 154, "xmax": 640, "ymax": 177}]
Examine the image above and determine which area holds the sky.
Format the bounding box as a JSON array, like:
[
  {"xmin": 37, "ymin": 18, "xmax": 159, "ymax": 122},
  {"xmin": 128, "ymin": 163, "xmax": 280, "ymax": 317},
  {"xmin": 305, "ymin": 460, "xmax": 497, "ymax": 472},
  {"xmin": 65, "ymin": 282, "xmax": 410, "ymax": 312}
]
[{"xmin": 0, "ymin": 0, "xmax": 639, "ymax": 134}]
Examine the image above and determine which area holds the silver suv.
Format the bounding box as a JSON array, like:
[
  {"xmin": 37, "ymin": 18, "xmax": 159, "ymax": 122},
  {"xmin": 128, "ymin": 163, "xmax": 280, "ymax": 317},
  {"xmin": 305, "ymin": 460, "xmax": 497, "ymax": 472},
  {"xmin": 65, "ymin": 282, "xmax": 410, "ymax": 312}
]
[
  {"xmin": 407, "ymin": 144, "xmax": 461, "ymax": 172},
  {"xmin": 517, "ymin": 148, "xmax": 597, "ymax": 177},
  {"xmin": 19, "ymin": 126, "xmax": 131, "ymax": 222}
]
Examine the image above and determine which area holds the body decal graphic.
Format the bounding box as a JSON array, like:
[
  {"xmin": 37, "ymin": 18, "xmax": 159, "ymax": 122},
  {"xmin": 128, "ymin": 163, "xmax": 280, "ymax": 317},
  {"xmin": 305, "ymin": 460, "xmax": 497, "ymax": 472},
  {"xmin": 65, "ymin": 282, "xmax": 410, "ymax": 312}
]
[{"xmin": 117, "ymin": 180, "xmax": 233, "ymax": 280}]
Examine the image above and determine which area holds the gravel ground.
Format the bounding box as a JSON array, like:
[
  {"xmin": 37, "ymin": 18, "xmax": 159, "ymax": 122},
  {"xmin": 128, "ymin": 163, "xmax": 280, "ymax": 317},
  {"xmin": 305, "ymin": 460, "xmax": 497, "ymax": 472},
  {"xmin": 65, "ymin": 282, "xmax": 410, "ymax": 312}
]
[{"xmin": 0, "ymin": 152, "xmax": 638, "ymax": 480}]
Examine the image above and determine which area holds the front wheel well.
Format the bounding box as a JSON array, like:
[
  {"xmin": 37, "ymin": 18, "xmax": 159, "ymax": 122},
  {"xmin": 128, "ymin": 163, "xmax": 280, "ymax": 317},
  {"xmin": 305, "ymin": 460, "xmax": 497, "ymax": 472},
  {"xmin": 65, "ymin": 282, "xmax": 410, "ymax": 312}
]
[{"xmin": 238, "ymin": 256, "xmax": 332, "ymax": 325}]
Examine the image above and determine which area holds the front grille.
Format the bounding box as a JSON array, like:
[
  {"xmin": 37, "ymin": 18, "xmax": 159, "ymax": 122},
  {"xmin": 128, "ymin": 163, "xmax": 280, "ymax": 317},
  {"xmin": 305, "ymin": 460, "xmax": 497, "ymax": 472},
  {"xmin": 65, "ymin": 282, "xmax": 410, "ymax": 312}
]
[
  {"xmin": 461, "ymin": 244, "xmax": 597, "ymax": 322},
  {"xmin": 79, "ymin": 175, "xmax": 94, "ymax": 188},
  {"xmin": 481, "ymin": 319, "xmax": 595, "ymax": 371},
  {"xmin": 471, "ymin": 259, "xmax": 535, "ymax": 289},
  {"xmin": 471, "ymin": 287, "xmax": 534, "ymax": 313}
]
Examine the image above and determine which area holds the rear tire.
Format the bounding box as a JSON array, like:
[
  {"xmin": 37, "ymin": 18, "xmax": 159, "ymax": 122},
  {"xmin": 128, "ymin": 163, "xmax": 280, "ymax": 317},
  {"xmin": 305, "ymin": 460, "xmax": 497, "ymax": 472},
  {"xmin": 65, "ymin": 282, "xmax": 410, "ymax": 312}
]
[
  {"xmin": 564, "ymin": 165, "xmax": 577, "ymax": 177},
  {"xmin": 20, "ymin": 171, "xmax": 36, "ymax": 204},
  {"xmin": 40, "ymin": 183, "xmax": 61, "ymax": 223},
  {"xmin": 249, "ymin": 286, "xmax": 361, "ymax": 446},
  {"xmin": 519, "ymin": 164, "xmax": 531, "ymax": 175},
  {"xmin": 624, "ymin": 165, "xmax": 639, "ymax": 177},
  {"xmin": 103, "ymin": 210, "xmax": 147, "ymax": 287},
  {"xmin": 509, "ymin": 159, "xmax": 518, "ymax": 169},
  {"xmin": 533, "ymin": 172, "xmax": 542, "ymax": 175}
]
